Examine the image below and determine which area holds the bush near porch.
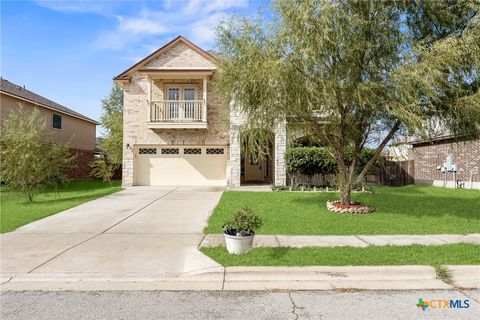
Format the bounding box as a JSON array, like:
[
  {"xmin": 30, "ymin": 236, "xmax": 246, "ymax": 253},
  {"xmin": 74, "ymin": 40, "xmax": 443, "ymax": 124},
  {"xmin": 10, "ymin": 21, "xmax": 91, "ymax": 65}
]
[
  {"xmin": 0, "ymin": 179, "xmax": 122, "ymax": 233},
  {"xmin": 204, "ymin": 185, "xmax": 480, "ymax": 235}
]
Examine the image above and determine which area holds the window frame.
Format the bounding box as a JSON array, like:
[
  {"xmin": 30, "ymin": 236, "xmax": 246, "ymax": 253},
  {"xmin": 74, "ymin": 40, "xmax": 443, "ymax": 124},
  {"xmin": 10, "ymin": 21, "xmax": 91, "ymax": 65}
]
[{"xmin": 52, "ymin": 114, "xmax": 62, "ymax": 130}]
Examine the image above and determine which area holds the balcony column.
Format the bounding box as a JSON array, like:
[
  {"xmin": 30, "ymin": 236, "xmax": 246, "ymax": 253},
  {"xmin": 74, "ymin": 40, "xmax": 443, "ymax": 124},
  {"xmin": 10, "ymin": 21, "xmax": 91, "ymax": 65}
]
[
  {"xmin": 148, "ymin": 78, "xmax": 153, "ymax": 122},
  {"xmin": 202, "ymin": 77, "xmax": 207, "ymax": 122}
]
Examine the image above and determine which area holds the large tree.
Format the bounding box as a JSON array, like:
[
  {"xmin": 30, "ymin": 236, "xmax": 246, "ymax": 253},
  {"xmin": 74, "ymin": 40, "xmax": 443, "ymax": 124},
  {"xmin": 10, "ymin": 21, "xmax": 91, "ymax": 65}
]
[{"xmin": 215, "ymin": 0, "xmax": 480, "ymax": 205}]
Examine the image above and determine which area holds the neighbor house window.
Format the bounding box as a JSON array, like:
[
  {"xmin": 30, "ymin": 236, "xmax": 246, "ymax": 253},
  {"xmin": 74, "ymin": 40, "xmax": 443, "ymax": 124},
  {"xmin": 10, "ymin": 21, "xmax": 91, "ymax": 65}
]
[{"xmin": 52, "ymin": 114, "xmax": 62, "ymax": 129}]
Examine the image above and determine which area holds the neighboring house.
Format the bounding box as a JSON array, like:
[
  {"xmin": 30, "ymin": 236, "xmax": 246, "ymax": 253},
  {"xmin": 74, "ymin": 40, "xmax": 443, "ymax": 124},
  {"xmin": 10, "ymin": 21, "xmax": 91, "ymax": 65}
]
[
  {"xmin": 114, "ymin": 36, "xmax": 286, "ymax": 187},
  {"xmin": 409, "ymin": 134, "xmax": 480, "ymax": 189},
  {"xmin": 0, "ymin": 78, "xmax": 98, "ymax": 179},
  {"xmin": 390, "ymin": 132, "xmax": 480, "ymax": 189}
]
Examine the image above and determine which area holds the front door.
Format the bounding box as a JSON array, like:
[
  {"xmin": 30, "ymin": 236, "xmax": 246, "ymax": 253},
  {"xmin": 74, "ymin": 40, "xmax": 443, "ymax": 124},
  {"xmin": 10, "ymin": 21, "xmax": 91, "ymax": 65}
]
[{"xmin": 243, "ymin": 151, "xmax": 270, "ymax": 183}]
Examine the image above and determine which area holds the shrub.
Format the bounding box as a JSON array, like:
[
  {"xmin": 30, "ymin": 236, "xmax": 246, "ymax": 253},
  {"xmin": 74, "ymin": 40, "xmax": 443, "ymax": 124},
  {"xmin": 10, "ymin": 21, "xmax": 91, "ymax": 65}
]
[
  {"xmin": 223, "ymin": 207, "xmax": 263, "ymax": 236},
  {"xmin": 285, "ymin": 147, "xmax": 377, "ymax": 183},
  {"xmin": 0, "ymin": 108, "xmax": 73, "ymax": 201},
  {"xmin": 90, "ymin": 159, "xmax": 117, "ymax": 186}
]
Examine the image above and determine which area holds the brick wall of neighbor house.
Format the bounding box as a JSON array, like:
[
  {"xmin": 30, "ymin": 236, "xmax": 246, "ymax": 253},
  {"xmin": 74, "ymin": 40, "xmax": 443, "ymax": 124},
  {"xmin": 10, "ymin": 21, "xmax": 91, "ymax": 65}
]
[
  {"xmin": 66, "ymin": 148, "xmax": 95, "ymax": 179},
  {"xmin": 412, "ymin": 139, "xmax": 480, "ymax": 186}
]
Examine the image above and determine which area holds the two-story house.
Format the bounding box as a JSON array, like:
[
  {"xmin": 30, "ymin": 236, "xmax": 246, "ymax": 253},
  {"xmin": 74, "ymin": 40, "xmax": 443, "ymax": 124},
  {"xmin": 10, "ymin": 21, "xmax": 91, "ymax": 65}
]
[
  {"xmin": 0, "ymin": 78, "xmax": 98, "ymax": 179},
  {"xmin": 114, "ymin": 36, "xmax": 286, "ymax": 187}
]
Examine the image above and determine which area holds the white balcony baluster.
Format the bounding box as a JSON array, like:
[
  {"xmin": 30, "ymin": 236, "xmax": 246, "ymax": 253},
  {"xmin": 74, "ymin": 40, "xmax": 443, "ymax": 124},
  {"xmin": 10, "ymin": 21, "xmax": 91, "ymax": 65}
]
[{"xmin": 150, "ymin": 100, "xmax": 205, "ymax": 123}]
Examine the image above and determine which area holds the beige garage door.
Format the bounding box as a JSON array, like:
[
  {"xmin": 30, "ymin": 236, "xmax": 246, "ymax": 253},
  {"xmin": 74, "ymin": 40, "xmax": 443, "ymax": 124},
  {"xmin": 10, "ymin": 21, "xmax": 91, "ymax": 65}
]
[{"xmin": 134, "ymin": 146, "xmax": 227, "ymax": 186}]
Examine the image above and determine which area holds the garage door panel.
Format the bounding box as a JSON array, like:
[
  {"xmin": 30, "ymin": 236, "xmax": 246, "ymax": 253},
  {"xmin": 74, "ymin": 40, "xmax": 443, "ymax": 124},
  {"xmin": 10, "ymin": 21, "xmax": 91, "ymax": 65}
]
[{"xmin": 134, "ymin": 146, "xmax": 227, "ymax": 186}]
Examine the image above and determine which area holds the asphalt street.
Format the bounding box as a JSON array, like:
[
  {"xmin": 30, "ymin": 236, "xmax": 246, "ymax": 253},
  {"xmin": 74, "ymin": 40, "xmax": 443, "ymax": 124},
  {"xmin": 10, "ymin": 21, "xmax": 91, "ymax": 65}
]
[{"xmin": 1, "ymin": 289, "xmax": 479, "ymax": 320}]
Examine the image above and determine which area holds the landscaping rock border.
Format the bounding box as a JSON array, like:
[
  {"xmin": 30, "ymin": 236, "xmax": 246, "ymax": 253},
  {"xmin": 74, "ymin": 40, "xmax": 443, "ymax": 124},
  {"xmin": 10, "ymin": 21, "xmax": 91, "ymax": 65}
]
[{"xmin": 326, "ymin": 200, "xmax": 375, "ymax": 214}]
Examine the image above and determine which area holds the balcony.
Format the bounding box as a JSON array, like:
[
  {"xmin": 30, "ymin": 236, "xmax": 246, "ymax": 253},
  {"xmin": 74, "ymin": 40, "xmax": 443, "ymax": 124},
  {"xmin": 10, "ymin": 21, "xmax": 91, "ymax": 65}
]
[{"xmin": 147, "ymin": 100, "xmax": 207, "ymax": 129}]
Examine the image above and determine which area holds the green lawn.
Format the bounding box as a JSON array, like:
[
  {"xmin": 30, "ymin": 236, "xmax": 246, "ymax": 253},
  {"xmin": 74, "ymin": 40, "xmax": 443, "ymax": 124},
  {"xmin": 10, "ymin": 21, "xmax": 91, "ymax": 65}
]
[
  {"xmin": 205, "ymin": 185, "xmax": 480, "ymax": 235},
  {"xmin": 0, "ymin": 179, "xmax": 122, "ymax": 233},
  {"xmin": 201, "ymin": 243, "xmax": 480, "ymax": 267}
]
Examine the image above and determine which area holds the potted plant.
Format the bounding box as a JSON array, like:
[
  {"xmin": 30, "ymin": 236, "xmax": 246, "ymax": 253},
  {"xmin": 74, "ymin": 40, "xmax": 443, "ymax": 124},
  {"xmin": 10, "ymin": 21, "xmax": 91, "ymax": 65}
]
[{"xmin": 223, "ymin": 207, "xmax": 263, "ymax": 254}]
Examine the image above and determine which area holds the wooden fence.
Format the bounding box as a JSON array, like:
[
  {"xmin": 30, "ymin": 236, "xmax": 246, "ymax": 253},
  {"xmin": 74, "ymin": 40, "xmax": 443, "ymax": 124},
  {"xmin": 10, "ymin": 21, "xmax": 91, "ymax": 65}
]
[
  {"xmin": 376, "ymin": 160, "xmax": 415, "ymax": 186},
  {"xmin": 286, "ymin": 160, "xmax": 415, "ymax": 187}
]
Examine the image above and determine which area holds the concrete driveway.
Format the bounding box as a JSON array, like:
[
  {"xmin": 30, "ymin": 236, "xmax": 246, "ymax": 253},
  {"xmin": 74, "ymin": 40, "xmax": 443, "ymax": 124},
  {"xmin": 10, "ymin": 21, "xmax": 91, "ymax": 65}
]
[{"xmin": 1, "ymin": 186, "xmax": 225, "ymax": 289}]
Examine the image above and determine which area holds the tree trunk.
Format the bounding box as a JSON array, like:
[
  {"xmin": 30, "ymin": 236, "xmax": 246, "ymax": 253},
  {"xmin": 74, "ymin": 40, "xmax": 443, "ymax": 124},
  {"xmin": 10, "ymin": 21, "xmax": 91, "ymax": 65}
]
[
  {"xmin": 336, "ymin": 160, "xmax": 353, "ymax": 205},
  {"xmin": 341, "ymin": 184, "xmax": 351, "ymax": 205}
]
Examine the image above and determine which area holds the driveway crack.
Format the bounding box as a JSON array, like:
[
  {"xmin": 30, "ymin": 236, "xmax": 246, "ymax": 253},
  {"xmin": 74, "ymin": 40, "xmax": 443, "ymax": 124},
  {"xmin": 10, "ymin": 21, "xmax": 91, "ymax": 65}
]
[
  {"xmin": 0, "ymin": 277, "xmax": 13, "ymax": 285},
  {"xmin": 459, "ymin": 289, "xmax": 480, "ymax": 303}
]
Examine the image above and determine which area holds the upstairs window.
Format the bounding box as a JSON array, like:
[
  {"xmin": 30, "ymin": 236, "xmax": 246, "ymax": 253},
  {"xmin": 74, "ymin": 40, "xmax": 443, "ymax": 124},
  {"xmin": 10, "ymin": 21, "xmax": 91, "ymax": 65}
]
[{"xmin": 53, "ymin": 114, "xmax": 62, "ymax": 129}]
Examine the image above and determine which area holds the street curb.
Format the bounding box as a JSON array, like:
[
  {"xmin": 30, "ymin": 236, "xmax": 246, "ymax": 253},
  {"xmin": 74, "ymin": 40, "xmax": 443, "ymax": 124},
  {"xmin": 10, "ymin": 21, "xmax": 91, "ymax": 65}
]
[{"xmin": 3, "ymin": 265, "xmax": 477, "ymax": 291}]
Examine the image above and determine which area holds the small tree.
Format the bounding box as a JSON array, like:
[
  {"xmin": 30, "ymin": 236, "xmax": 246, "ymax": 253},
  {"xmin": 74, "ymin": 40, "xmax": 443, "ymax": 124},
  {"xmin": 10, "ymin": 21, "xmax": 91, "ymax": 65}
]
[
  {"xmin": 90, "ymin": 159, "xmax": 115, "ymax": 186},
  {"xmin": 0, "ymin": 108, "xmax": 73, "ymax": 201},
  {"xmin": 92, "ymin": 83, "xmax": 123, "ymax": 183},
  {"xmin": 215, "ymin": 0, "xmax": 480, "ymax": 205}
]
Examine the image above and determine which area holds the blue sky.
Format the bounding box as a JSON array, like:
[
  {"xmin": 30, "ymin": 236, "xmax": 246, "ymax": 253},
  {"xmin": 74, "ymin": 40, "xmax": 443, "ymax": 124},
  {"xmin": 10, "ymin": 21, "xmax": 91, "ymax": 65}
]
[{"xmin": 1, "ymin": 0, "xmax": 269, "ymax": 133}]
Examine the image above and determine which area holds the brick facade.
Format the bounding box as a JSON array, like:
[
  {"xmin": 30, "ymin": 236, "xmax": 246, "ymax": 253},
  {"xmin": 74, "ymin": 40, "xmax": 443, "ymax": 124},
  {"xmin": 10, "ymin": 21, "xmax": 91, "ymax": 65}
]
[
  {"xmin": 67, "ymin": 148, "xmax": 94, "ymax": 179},
  {"xmin": 412, "ymin": 138, "xmax": 480, "ymax": 188}
]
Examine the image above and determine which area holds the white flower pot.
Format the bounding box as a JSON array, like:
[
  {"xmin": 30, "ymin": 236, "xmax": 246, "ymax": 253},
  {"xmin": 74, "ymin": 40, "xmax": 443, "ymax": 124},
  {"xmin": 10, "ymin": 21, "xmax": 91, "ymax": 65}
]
[{"xmin": 224, "ymin": 233, "xmax": 254, "ymax": 254}]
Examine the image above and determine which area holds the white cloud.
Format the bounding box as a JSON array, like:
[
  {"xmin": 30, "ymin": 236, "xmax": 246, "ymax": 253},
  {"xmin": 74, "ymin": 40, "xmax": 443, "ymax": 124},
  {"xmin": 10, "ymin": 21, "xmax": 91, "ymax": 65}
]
[
  {"xmin": 95, "ymin": 13, "xmax": 167, "ymax": 51},
  {"xmin": 189, "ymin": 12, "xmax": 229, "ymax": 48},
  {"xmin": 35, "ymin": 0, "xmax": 111, "ymax": 14},
  {"xmin": 37, "ymin": 0, "xmax": 253, "ymax": 54},
  {"xmin": 184, "ymin": 0, "xmax": 248, "ymax": 15},
  {"xmin": 117, "ymin": 16, "xmax": 166, "ymax": 34}
]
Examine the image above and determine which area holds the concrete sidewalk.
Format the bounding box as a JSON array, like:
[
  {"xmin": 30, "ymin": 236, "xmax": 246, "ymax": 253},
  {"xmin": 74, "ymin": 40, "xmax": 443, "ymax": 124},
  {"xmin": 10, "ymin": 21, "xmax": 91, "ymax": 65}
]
[{"xmin": 200, "ymin": 233, "xmax": 480, "ymax": 248}]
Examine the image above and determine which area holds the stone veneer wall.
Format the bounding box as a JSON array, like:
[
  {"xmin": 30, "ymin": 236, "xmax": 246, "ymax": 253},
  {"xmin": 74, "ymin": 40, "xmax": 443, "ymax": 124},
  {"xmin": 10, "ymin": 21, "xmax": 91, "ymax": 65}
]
[
  {"xmin": 412, "ymin": 138, "xmax": 480, "ymax": 187},
  {"xmin": 227, "ymin": 101, "xmax": 245, "ymax": 186}
]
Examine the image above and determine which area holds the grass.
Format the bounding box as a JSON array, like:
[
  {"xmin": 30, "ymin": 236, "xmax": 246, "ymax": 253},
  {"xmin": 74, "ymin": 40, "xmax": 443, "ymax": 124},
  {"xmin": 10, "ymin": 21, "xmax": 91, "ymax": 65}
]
[
  {"xmin": 201, "ymin": 243, "xmax": 480, "ymax": 267},
  {"xmin": 435, "ymin": 265, "xmax": 454, "ymax": 286},
  {"xmin": 204, "ymin": 185, "xmax": 480, "ymax": 235},
  {"xmin": 0, "ymin": 179, "xmax": 122, "ymax": 233}
]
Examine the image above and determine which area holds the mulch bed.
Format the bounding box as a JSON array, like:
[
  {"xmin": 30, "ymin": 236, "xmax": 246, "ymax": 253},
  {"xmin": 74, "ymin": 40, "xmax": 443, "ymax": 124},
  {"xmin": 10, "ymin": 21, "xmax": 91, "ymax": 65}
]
[{"xmin": 326, "ymin": 200, "xmax": 375, "ymax": 214}]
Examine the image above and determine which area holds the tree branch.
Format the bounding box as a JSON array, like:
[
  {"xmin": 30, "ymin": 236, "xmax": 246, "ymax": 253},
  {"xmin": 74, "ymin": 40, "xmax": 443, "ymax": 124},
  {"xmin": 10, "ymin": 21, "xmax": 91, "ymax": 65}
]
[{"xmin": 356, "ymin": 119, "xmax": 401, "ymax": 183}]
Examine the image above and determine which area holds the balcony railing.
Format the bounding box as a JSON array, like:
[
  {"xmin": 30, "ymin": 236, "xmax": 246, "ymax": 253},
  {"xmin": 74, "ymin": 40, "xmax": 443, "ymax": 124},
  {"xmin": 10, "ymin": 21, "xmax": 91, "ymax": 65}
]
[{"xmin": 148, "ymin": 100, "xmax": 207, "ymax": 129}]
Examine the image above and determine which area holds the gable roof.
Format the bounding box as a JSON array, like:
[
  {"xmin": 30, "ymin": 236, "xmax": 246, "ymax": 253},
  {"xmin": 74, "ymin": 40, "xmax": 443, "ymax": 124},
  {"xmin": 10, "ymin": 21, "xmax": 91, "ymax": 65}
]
[
  {"xmin": 0, "ymin": 78, "xmax": 98, "ymax": 124},
  {"xmin": 113, "ymin": 35, "xmax": 220, "ymax": 81}
]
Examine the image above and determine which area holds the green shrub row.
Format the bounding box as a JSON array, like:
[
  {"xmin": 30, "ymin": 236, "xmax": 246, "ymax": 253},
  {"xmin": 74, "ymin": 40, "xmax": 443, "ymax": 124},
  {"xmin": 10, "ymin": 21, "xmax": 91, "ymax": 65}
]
[{"xmin": 285, "ymin": 147, "xmax": 376, "ymax": 178}]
